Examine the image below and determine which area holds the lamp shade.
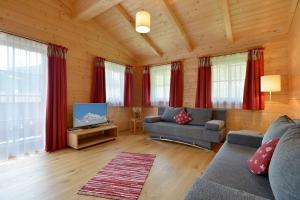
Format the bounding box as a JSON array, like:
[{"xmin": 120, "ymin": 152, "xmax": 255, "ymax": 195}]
[
  {"xmin": 261, "ymin": 75, "xmax": 281, "ymax": 92},
  {"xmin": 136, "ymin": 11, "xmax": 150, "ymax": 33}
]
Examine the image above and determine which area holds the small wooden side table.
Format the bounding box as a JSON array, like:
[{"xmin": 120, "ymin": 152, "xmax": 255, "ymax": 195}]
[{"xmin": 130, "ymin": 118, "xmax": 143, "ymax": 134}]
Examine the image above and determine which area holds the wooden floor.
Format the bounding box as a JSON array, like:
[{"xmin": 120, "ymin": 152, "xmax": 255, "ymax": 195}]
[{"xmin": 0, "ymin": 132, "xmax": 219, "ymax": 200}]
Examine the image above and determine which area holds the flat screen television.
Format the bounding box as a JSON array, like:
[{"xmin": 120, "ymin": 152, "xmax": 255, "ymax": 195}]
[{"xmin": 73, "ymin": 103, "xmax": 108, "ymax": 128}]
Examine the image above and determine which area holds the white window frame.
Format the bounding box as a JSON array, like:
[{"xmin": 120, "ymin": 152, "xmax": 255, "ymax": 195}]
[
  {"xmin": 150, "ymin": 64, "xmax": 171, "ymax": 106},
  {"xmin": 211, "ymin": 52, "xmax": 248, "ymax": 109},
  {"xmin": 105, "ymin": 61, "xmax": 125, "ymax": 107},
  {"xmin": 0, "ymin": 32, "xmax": 48, "ymax": 160}
]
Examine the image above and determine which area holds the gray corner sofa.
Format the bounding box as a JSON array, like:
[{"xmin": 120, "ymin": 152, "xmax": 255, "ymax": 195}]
[
  {"xmin": 143, "ymin": 107, "xmax": 227, "ymax": 149},
  {"xmin": 185, "ymin": 115, "xmax": 300, "ymax": 200}
]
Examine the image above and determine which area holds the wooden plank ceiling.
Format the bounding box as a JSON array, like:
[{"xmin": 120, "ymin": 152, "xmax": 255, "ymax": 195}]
[{"xmin": 65, "ymin": 0, "xmax": 298, "ymax": 64}]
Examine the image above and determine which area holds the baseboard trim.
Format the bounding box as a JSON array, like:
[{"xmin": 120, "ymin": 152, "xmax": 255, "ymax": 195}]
[{"xmin": 150, "ymin": 137, "xmax": 211, "ymax": 151}]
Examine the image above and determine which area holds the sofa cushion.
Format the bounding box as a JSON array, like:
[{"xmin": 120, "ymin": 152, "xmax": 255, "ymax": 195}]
[
  {"xmin": 143, "ymin": 122, "xmax": 223, "ymax": 143},
  {"xmin": 262, "ymin": 115, "xmax": 295, "ymax": 144},
  {"xmin": 269, "ymin": 126, "xmax": 300, "ymax": 200},
  {"xmin": 174, "ymin": 110, "xmax": 192, "ymax": 125},
  {"xmin": 227, "ymin": 130, "xmax": 263, "ymax": 148},
  {"xmin": 205, "ymin": 120, "xmax": 225, "ymax": 131},
  {"xmin": 144, "ymin": 116, "xmax": 161, "ymax": 123},
  {"xmin": 186, "ymin": 108, "xmax": 212, "ymax": 126},
  {"xmin": 247, "ymin": 137, "xmax": 280, "ymax": 175},
  {"xmin": 202, "ymin": 142, "xmax": 275, "ymax": 199},
  {"xmin": 161, "ymin": 107, "xmax": 183, "ymax": 123},
  {"xmin": 158, "ymin": 107, "xmax": 166, "ymax": 115},
  {"xmin": 185, "ymin": 178, "xmax": 269, "ymax": 200}
]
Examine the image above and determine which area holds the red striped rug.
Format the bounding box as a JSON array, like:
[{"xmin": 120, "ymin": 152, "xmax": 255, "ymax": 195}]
[{"xmin": 78, "ymin": 152, "xmax": 156, "ymax": 200}]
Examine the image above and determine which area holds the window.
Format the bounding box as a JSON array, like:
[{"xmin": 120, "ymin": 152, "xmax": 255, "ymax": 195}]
[
  {"xmin": 150, "ymin": 64, "xmax": 171, "ymax": 106},
  {"xmin": 0, "ymin": 32, "xmax": 48, "ymax": 161},
  {"xmin": 211, "ymin": 52, "xmax": 247, "ymax": 109},
  {"xmin": 105, "ymin": 61, "xmax": 125, "ymax": 106}
]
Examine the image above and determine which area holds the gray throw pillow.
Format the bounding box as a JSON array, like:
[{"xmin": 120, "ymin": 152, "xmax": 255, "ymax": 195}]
[
  {"xmin": 158, "ymin": 107, "xmax": 166, "ymax": 115},
  {"xmin": 161, "ymin": 107, "xmax": 183, "ymax": 123},
  {"xmin": 262, "ymin": 115, "xmax": 295, "ymax": 144},
  {"xmin": 187, "ymin": 108, "xmax": 212, "ymax": 126},
  {"xmin": 269, "ymin": 126, "xmax": 300, "ymax": 200}
]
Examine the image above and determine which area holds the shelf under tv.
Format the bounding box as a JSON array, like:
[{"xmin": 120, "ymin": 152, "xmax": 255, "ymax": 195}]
[{"xmin": 67, "ymin": 124, "xmax": 118, "ymax": 149}]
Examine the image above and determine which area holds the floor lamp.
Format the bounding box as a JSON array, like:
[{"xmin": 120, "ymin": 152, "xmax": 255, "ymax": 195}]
[{"xmin": 261, "ymin": 75, "xmax": 281, "ymax": 124}]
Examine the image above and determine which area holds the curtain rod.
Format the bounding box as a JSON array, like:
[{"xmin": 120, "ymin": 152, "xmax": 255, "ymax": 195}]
[
  {"xmin": 143, "ymin": 46, "xmax": 264, "ymax": 67},
  {"xmin": 1, "ymin": 30, "xmax": 133, "ymax": 67},
  {"xmin": 207, "ymin": 46, "xmax": 264, "ymax": 58},
  {"xmin": 0, "ymin": 30, "xmax": 48, "ymax": 45},
  {"xmin": 1, "ymin": 30, "xmax": 263, "ymax": 67},
  {"xmin": 104, "ymin": 58, "xmax": 133, "ymax": 67}
]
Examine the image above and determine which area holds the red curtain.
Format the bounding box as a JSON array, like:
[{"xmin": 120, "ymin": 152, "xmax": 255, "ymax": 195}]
[
  {"xmin": 142, "ymin": 66, "xmax": 151, "ymax": 107},
  {"xmin": 91, "ymin": 57, "xmax": 106, "ymax": 103},
  {"xmin": 169, "ymin": 61, "xmax": 183, "ymax": 107},
  {"xmin": 195, "ymin": 57, "xmax": 212, "ymax": 108},
  {"xmin": 124, "ymin": 65, "xmax": 133, "ymax": 107},
  {"xmin": 46, "ymin": 44, "xmax": 68, "ymax": 152},
  {"xmin": 243, "ymin": 48, "xmax": 265, "ymax": 110}
]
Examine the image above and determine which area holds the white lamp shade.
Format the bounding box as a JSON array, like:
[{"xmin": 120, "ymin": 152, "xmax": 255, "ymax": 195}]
[
  {"xmin": 261, "ymin": 75, "xmax": 281, "ymax": 92},
  {"xmin": 136, "ymin": 11, "xmax": 150, "ymax": 33}
]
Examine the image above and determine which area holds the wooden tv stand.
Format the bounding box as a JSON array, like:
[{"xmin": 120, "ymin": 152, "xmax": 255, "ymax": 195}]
[{"xmin": 67, "ymin": 124, "xmax": 118, "ymax": 149}]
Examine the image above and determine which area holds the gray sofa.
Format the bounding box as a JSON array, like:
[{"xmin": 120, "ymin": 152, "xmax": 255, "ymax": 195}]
[
  {"xmin": 143, "ymin": 107, "xmax": 227, "ymax": 149},
  {"xmin": 185, "ymin": 116, "xmax": 300, "ymax": 200}
]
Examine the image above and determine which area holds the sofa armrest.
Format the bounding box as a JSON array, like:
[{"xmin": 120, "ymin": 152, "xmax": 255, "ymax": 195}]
[
  {"xmin": 227, "ymin": 130, "xmax": 263, "ymax": 148},
  {"xmin": 205, "ymin": 120, "xmax": 225, "ymax": 131},
  {"xmin": 144, "ymin": 116, "xmax": 161, "ymax": 123}
]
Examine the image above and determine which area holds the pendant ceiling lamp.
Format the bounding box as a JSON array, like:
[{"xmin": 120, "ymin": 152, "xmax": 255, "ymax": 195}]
[{"xmin": 136, "ymin": 10, "xmax": 150, "ymax": 33}]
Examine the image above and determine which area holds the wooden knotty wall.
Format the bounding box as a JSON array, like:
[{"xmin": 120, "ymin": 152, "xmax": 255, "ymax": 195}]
[
  {"xmin": 1, "ymin": 0, "xmax": 299, "ymax": 133},
  {"xmin": 135, "ymin": 35, "xmax": 295, "ymax": 133},
  {"xmin": 0, "ymin": 0, "xmax": 136, "ymax": 131},
  {"xmin": 288, "ymin": 3, "xmax": 300, "ymax": 120}
]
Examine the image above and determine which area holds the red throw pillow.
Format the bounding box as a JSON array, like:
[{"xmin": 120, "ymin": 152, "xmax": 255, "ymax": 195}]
[
  {"xmin": 247, "ymin": 137, "xmax": 281, "ymax": 175},
  {"xmin": 174, "ymin": 110, "xmax": 192, "ymax": 125}
]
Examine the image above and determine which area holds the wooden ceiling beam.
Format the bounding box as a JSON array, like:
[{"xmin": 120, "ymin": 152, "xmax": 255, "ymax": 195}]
[
  {"xmin": 158, "ymin": 0, "xmax": 193, "ymax": 51},
  {"xmin": 219, "ymin": 0, "xmax": 234, "ymax": 42},
  {"xmin": 73, "ymin": 0, "xmax": 123, "ymax": 21},
  {"xmin": 115, "ymin": 4, "xmax": 163, "ymax": 57},
  {"xmin": 287, "ymin": 0, "xmax": 299, "ymax": 32}
]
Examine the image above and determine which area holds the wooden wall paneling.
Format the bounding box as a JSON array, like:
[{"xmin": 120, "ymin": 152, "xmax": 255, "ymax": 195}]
[
  {"xmin": 288, "ymin": 1, "xmax": 300, "ymax": 118},
  {"xmin": 226, "ymin": 37, "xmax": 293, "ymax": 132},
  {"xmin": 0, "ymin": 0, "xmax": 135, "ymax": 131},
  {"xmin": 1, "ymin": 0, "xmax": 300, "ymax": 133},
  {"xmin": 136, "ymin": 33, "xmax": 288, "ymax": 66},
  {"xmin": 137, "ymin": 36, "xmax": 293, "ymax": 133},
  {"xmin": 182, "ymin": 58, "xmax": 198, "ymax": 107},
  {"xmin": 0, "ymin": 0, "xmax": 136, "ymax": 62}
]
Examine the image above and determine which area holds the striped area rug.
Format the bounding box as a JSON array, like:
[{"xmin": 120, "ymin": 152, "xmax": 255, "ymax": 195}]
[{"xmin": 78, "ymin": 152, "xmax": 156, "ymax": 200}]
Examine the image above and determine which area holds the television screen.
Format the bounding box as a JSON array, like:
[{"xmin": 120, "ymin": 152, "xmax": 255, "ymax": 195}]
[{"xmin": 73, "ymin": 103, "xmax": 108, "ymax": 128}]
